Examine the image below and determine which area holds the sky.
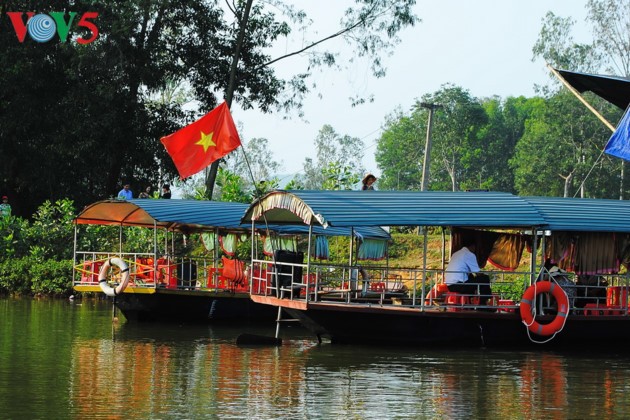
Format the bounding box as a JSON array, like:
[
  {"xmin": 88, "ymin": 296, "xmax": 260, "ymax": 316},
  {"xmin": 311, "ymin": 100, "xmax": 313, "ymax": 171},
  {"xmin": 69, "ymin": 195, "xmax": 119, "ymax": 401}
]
[{"xmin": 230, "ymin": 0, "xmax": 592, "ymax": 184}]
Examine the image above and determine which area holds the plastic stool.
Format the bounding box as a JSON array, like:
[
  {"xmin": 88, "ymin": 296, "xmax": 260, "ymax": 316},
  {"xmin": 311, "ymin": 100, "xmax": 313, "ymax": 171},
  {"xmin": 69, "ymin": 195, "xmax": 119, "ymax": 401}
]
[
  {"xmin": 445, "ymin": 292, "xmax": 473, "ymax": 311},
  {"xmin": 584, "ymin": 303, "xmax": 604, "ymax": 316},
  {"xmin": 498, "ymin": 299, "xmax": 516, "ymax": 313},
  {"xmin": 607, "ymin": 286, "xmax": 629, "ymax": 307}
]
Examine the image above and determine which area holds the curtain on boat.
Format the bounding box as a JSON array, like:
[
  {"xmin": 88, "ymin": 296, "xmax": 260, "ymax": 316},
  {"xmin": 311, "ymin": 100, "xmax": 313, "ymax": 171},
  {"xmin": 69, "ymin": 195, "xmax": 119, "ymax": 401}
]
[
  {"xmin": 358, "ymin": 239, "xmax": 387, "ymax": 260},
  {"xmin": 310, "ymin": 235, "xmax": 330, "ymax": 260},
  {"xmin": 201, "ymin": 232, "xmax": 216, "ymax": 252},
  {"xmin": 262, "ymin": 235, "xmax": 297, "ymax": 256},
  {"xmin": 220, "ymin": 233, "xmax": 238, "ymax": 256},
  {"xmin": 452, "ymin": 228, "xmax": 526, "ymax": 271},
  {"xmin": 487, "ymin": 233, "xmax": 527, "ymax": 271},
  {"xmin": 546, "ymin": 232, "xmax": 620, "ymax": 274}
]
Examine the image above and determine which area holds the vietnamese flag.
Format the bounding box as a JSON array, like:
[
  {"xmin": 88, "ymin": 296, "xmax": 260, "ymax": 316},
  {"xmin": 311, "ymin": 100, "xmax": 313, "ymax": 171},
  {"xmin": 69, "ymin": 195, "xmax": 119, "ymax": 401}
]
[{"xmin": 161, "ymin": 102, "xmax": 242, "ymax": 179}]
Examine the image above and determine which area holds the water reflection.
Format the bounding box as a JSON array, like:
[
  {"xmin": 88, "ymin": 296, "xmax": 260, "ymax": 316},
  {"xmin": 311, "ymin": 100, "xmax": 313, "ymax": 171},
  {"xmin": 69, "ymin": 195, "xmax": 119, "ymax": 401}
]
[
  {"xmin": 70, "ymin": 321, "xmax": 316, "ymax": 419},
  {"xmin": 3, "ymin": 298, "xmax": 630, "ymax": 419}
]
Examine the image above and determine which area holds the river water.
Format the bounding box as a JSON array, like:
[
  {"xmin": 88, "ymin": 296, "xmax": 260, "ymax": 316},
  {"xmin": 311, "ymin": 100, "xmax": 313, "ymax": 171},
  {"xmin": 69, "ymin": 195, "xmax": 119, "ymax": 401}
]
[{"xmin": 2, "ymin": 297, "xmax": 630, "ymax": 419}]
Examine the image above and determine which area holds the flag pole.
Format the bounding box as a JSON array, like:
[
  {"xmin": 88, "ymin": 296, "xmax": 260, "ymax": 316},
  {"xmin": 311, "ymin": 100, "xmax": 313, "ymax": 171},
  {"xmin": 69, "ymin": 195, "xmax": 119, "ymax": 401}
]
[{"xmin": 547, "ymin": 63, "xmax": 616, "ymax": 132}]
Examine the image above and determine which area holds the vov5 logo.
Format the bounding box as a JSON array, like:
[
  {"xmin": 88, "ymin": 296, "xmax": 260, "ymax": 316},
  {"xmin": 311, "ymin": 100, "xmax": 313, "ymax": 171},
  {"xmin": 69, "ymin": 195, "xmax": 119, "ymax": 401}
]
[{"xmin": 6, "ymin": 11, "xmax": 99, "ymax": 44}]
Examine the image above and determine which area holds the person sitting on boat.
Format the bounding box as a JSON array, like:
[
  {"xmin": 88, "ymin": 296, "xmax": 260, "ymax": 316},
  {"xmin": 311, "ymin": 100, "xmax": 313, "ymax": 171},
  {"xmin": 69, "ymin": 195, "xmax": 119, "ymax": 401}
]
[
  {"xmin": 538, "ymin": 258, "xmax": 576, "ymax": 311},
  {"xmin": 445, "ymin": 239, "xmax": 492, "ymax": 307}
]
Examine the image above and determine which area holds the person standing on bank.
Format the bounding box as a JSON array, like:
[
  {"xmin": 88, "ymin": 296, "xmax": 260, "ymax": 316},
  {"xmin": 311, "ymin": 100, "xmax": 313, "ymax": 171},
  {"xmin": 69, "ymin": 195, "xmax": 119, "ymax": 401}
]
[
  {"xmin": 161, "ymin": 184, "xmax": 171, "ymax": 199},
  {"xmin": 362, "ymin": 174, "xmax": 377, "ymax": 190},
  {"xmin": 445, "ymin": 239, "xmax": 492, "ymax": 307},
  {"xmin": 0, "ymin": 196, "xmax": 11, "ymax": 217},
  {"xmin": 117, "ymin": 184, "xmax": 133, "ymax": 200}
]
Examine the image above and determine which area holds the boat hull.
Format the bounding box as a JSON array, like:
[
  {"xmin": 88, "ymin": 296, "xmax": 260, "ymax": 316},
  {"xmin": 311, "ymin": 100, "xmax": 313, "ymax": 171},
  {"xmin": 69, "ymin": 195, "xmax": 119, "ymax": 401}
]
[
  {"xmin": 81, "ymin": 287, "xmax": 279, "ymax": 323},
  {"xmin": 254, "ymin": 296, "xmax": 630, "ymax": 348}
]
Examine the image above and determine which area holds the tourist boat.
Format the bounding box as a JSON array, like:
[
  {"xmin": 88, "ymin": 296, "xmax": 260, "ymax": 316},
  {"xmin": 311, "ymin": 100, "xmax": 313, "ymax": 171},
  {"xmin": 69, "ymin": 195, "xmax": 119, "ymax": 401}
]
[
  {"xmin": 242, "ymin": 190, "xmax": 630, "ymax": 348},
  {"xmin": 72, "ymin": 198, "xmax": 390, "ymax": 323}
]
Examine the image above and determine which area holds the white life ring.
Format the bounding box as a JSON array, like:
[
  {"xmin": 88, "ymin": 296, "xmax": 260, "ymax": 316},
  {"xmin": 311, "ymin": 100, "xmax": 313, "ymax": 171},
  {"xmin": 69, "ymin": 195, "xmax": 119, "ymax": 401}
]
[{"xmin": 98, "ymin": 257, "xmax": 130, "ymax": 297}]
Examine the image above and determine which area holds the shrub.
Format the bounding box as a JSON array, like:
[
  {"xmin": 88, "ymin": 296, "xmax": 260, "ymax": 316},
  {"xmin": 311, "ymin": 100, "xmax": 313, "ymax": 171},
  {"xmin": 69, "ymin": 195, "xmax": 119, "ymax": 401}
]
[{"xmin": 29, "ymin": 258, "xmax": 74, "ymax": 296}]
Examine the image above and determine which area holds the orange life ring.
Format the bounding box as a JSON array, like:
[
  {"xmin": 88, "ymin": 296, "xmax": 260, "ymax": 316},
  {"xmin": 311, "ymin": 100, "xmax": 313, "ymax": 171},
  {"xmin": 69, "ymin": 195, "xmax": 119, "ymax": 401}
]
[
  {"xmin": 519, "ymin": 281, "xmax": 569, "ymax": 336},
  {"xmin": 425, "ymin": 283, "xmax": 449, "ymax": 305}
]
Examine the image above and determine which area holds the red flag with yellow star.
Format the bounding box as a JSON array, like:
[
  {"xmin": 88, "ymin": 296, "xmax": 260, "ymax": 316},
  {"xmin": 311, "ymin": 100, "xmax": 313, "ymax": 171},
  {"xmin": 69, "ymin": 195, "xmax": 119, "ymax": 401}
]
[{"xmin": 160, "ymin": 102, "xmax": 241, "ymax": 179}]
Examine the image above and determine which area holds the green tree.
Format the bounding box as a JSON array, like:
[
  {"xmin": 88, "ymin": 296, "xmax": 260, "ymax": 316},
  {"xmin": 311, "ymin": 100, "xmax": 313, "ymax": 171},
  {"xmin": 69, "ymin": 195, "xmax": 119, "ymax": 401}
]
[
  {"xmin": 202, "ymin": 0, "xmax": 419, "ymax": 197},
  {"xmin": 298, "ymin": 125, "xmax": 365, "ymax": 189},
  {"xmin": 417, "ymin": 85, "xmax": 488, "ymax": 191},
  {"xmin": 226, "ymin": 137, "xmax": 281, "ymax": 191},
  {"xmin": 511, "ymin": 93, "xmax": 619, "ymax": 197},
  {"xmin": 531, "ymin": 0, "xmax": 630, "ymax": 198},
  {"xmin": 0, "ymin": 1, "xmax": 418, "ymax": 216},
  {"xmin": 476, "ymin": 96, "xmax": 536, "ymax": 192},
  {"xmin": 321, "ymin": 162, "xmax": 360, "ymax": 190},
  {"xmin": 375, "ymin": 107, "xmax": 423, "ymax": 190},
  {"xmin": 532, "ymin": 11, "xmax": 600, "ymax": 74},
  {"xmin": 587, "ymin": 0, "xmax": 630, "ymax": 76}
]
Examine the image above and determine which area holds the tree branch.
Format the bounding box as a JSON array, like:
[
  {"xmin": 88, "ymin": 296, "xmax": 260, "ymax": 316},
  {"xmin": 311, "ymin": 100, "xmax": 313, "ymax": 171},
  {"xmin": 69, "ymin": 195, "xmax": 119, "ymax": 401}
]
[{"xmin": 254, "ymin": 4, "xmax": 380, "ymax": 71}]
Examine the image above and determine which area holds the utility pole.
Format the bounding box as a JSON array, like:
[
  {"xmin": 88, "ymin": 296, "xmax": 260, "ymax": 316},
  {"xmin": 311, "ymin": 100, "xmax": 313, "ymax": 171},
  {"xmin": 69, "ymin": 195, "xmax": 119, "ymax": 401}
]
[{"xmin": 420, "ymin": 102, "xmax": 442, "ymax": 191}]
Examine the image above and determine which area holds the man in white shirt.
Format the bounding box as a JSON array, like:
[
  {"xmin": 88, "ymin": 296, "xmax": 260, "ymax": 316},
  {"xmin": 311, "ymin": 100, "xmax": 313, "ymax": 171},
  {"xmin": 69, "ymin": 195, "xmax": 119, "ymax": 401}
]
[{"xmin": 445, "ymin": 240, "xmax": 492, "ymax": 307}]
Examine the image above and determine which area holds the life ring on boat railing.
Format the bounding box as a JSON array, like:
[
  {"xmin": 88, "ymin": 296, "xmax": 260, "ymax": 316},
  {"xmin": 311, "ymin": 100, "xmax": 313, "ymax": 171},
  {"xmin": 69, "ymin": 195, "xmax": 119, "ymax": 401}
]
[
  {"xmin": 98, "ymin": 257, "xmax": 131, "ymax": 297},
  {"xmin": 519, "ymin": 281, "xmax": 569, "ymax": 337},
  {"xmin": 424, "ymin": 283, "xmax": 449, "ymax": 305}
]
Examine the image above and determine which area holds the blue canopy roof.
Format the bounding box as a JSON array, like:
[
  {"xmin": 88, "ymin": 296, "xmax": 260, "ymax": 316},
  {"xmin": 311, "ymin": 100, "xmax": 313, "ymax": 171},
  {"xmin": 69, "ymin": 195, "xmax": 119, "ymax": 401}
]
[
  {"xmin": 243, "ymin": 190, "xmax": 546, "ymax": 228},
  {"xmin": 242, "ymin": 190, "xmax": 630, "ymax": 234},
  {"xmin": 74, "ymin": 199, "xmax": 390, "ymax": 240},
  {"xmin": 524, "ymin": 196, "xmax": 630, "ymax": 233}
]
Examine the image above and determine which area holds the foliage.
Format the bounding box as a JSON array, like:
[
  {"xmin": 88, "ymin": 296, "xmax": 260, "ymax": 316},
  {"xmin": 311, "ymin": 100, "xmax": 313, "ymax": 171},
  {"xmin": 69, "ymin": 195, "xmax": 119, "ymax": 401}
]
[
  {"xmin": 387, "ymin": 232, "xmax": 444, "ymax": 268},
  {"xmin": 0, "ymin": 257, "xmax": 73, "ymax": 297},
  {"xmin": 532, "ymin": 12, "xmax": 600, "ymax": 74},
  {"xmin": 321, "ymin": 162, "xmax": 360, "ymax": 190},
  {"xmin": 28, "ymin": 258, "xmax": 74, "ymax": 296},
  {"xmin": 422, "ymin": 85, "xmax": 489, "ymax": 191},
  {"xmin": 376, "ymin": 85, "xmax": 488, "ymax": 192},
  {"xmin": 476, "ymin": 96, "xmax": 536, "ymax": 193},
  {"xmin": 284, "ymin": 178, "xmax": 304, "ymax": 190},
  {"xmin": 586, "ymin": 0, "xmax": 630, "ymax": 76},
  {"xmin": 0, "ymin": 198, "xmax": 105, "ymax": 296},
  {"xmin": 530, "ymin": 0, "xmax": 630, "ymax": 199},
  {"xmin": 218, "ymin": 136, "xmax": 282, "ymax": 199},
  {"xmin": 375, "ymin": 107, "xmax": 424, "ymax": 190},
  {"xmin": 26, "ymin": 199, "xmax": 77, "ymax": 260},
  {"xmin": 0, "ymin": 258, "xmax": 33, "ymax": 295},
  {"xmin": 215, "ymin": 167, "xmax": 251, "ymax": 203},
  {"xmin": 0, "ymin": 0, "xmax": 418, "ymax": 214},
  {"xmin": 297, "ymin": 125, "xmax": 366, "ymax": 189},
  {"xmin": 510, "ymin": 92, "xmax": 621, "ymax": 197},
  {"xmin": 0, "ymin": 214, "xmax": 31, "ymax": 258},
  {"xmin": 75, "ymin": 225, "xmax": 121, "ymax": 255}
]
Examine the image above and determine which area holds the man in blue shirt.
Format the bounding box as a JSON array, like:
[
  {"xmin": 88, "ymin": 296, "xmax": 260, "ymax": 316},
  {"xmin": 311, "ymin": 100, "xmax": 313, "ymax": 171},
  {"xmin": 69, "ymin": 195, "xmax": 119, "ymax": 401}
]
[{"xmin": 117, "ymin": 184, "xmax": 133, "ymax": 200}]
